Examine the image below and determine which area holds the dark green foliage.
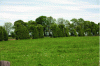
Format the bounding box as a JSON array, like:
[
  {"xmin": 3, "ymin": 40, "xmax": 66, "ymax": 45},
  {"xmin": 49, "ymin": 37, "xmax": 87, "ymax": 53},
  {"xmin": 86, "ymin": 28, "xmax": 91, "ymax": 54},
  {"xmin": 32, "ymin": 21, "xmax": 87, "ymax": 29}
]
[
  {"xmin": 10, "ymin": 31, "xmax": 16, "ymax": 38},
  {"xmin": 3, "ymin": 29, "xmax": 8, "ymax": 41},
  {"xmin": 51, "ymin": 24, "xmax": 58, "ymax": 38},
  {"xmin": 57, "ymin": 27, "xmax": 62, "ymax": 37},
  {"xmin": 30, "ymin": 25, "xmax": 39, "ymax": 39},
  {"xmin": 0, "ymin": 26, "xmax": 8, "ymax": 41},
  {"xmin": 65, "ymin": 27, "xmax": 70, "ymax": 37},
  {"xmin": 86, "ymin": 28, "xmax": 92, "ymax": 36},
  {"xmin": 14, "ymin": 20, "xmax": 25, "ymax": 26},
  {"xmin": 37, "ymin": 24, "xmax": 44, "ymax": 38},
  {"xmin": 0, "ymin": 26, "xmax": 4, "ymax": 41},
  {"xmin": 78, "ymin": 29, "xmax": 84, "ymax": 36},
  {"xmin": 35, "ymin": 16, "xmax": 47, "ymax": 26},
  {"xmin": 15, "ymin": 23, "xmax": 30, "ymax": 40},
  {"xmin": 70, "ymin": 29, "xmax": 78, "ymax": 36},
  {"xmin": 58, "ymin": 24, "xmax": 65, "ymax": 37},
  {"xmin": 92, "ymin": 29, "xmax": 96, "ymax": 36}
]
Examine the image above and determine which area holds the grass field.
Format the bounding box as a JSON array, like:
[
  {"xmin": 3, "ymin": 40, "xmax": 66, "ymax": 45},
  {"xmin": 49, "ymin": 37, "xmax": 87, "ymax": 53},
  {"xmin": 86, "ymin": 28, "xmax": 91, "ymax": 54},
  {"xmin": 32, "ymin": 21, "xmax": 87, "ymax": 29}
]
[{"xmin": 0, "ymin": 36, "xmax": 99, "ymax": 66}]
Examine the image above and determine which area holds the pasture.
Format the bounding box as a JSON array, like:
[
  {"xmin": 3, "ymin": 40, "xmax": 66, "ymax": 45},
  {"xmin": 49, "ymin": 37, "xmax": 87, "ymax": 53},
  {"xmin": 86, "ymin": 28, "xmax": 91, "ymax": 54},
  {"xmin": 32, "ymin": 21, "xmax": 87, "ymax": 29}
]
[{"xmin": 0, "ymin": 36, "xmax": 99, "ymax": 66}]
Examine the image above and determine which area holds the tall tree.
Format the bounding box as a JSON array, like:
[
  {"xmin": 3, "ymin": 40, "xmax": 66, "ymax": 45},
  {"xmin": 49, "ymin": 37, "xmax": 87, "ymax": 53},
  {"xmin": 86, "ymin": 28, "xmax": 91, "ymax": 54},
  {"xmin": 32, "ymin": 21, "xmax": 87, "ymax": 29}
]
[
  {"xmin": 57, "ymin": 18, "xmax": 65, "ymax": 25},
  {"xmin": 0, "ymin": 26, "xmax": 4, "ymax": 41},
  {"xmin": 14, "ymin": 20, "xmax": 24, "ymax": 26},
  {"xmin": 70, "ymin": 18, "xmax": 78, "ymax": 28},
  {"xmin": 4, "ymin": 22, "xmax": 12, "ymax": 35},
  {"xmin": 15, "ymin": 23, "xmax": 30, "ymax": 40}
]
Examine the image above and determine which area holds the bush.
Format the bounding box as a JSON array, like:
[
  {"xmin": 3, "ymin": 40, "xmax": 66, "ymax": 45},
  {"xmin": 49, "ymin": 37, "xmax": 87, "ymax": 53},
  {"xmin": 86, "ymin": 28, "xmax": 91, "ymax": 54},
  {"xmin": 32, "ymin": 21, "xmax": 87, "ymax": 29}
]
[
  {"xmin": 51, "ymin": 24, "xmax": 58, "ymax": 38},
  {"xmin": 15, "ymin": 23, "xmax": 30, "ymax": 40},
  {"xmin": 30, "ymin": 25, "xmax": 39, "ymax": 39},
  {"xmin": 86, "ymin": 28, "xmax": 92, "ymax": 36},
  {"xmin": 37, "ymin": 24, "xmax": 44, "ymax": 38},
  {"xmin": 65, "ymin": 27, "xmax": 70, "ymax": 37},
  {"xmin": 0, "ymin": 26, "xmax": 8, "ymax": 41},
  {"xmin": 58, "ymin": 24, "xmax": 65, "ymax": 37},
  {"xmin": 3, "ymin": 29, "xmax": 8, "ymax": 41},
  {"xmin": 70, "ymin": 29, "xmax": 78, "ymax": 36},
  {"xmin": 0, "ymin": 26, "xmax": 4, "ymax": 41},
  {"xmin": 10, "ymin": 31, "xmax": 16, "ymax": 38}
]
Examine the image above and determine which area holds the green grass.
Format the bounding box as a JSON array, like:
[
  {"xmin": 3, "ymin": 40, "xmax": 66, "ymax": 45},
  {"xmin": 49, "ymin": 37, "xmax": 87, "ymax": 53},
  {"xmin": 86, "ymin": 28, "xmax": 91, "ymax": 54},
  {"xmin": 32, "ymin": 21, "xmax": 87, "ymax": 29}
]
[{"xmin": 0, "ymin": 36, "xmax": 99, "ymax": 66}]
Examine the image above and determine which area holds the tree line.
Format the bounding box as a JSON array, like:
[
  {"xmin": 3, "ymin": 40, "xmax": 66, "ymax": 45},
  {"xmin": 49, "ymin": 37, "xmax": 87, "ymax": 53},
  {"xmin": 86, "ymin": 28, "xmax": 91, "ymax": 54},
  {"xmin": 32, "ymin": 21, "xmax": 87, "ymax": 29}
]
[{"xmin": 0, "ymin": 16, "xmax": 100, "ymax": 41}]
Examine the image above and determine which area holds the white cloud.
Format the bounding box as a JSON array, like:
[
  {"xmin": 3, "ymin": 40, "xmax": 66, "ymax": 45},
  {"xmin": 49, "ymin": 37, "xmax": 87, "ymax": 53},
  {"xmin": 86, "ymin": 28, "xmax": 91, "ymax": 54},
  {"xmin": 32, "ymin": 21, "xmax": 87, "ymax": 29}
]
[{"xmin": 0, "ymin": 0, "xmax": 99, "ymax": 26}]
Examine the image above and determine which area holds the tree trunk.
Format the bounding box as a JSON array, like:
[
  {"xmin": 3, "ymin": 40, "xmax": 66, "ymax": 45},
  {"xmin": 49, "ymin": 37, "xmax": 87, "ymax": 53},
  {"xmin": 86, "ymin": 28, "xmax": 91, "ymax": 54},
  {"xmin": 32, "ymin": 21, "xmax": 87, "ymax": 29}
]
[{"xmin": 0, "ymin": 61, "xmax": 10, "ymax": 66}]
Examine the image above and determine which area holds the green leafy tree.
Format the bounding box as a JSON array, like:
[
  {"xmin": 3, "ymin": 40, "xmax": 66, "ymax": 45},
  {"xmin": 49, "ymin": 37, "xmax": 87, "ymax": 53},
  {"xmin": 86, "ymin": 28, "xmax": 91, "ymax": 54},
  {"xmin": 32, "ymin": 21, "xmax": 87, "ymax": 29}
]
[
  {"xmin": 15, "ymin": 23, "xmax": 30, "ymax": 40},
  {"xmin": 14, "ymin": 20, "xmax": 25, "ymax": 26},
  {"xmin": 65, "ymin": 27, "xmax": 70, "ymax": 37},
  {"xmin": 51, "ymin": 24, "xmax": 58, "ymax": 38},
  {"xmin": 10, "ymin": 31, "xmax": 16, "ymax": 38},
  {"xmin": 70, "ymin": 29, "xmax": 78, "ymax": 36},
  {"xmin": 3, "ymin": 28, "xmax": 8, "ymax": 41},
  {"xmin": 37, "ymin": 24, "xmax": 44, "ymax": 38},
  {"xmin": 0, "ymin": 26, "xmax": 4, "ymax": 41},
  {"xmin": 30, "ymin": 25, "xmax": 39, "ymax": 39},
  {"xmin": 4, "ymin": 22, "xmax": 12, "ymax": 35},
  {"xmin": 58, "ymin": 24, "xmax": 65, "ymax": 37},
  {"xmin": 86, "ymin": 28, "xmax": 92, "ymax": 36}
]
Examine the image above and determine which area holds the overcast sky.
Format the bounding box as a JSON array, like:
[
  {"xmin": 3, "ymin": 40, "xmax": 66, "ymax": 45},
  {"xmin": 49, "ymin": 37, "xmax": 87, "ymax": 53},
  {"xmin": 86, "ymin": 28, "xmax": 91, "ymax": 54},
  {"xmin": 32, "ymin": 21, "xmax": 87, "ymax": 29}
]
[{"xmin": 0, "ymin": 0, "xmax": 100, "ymax": 26}]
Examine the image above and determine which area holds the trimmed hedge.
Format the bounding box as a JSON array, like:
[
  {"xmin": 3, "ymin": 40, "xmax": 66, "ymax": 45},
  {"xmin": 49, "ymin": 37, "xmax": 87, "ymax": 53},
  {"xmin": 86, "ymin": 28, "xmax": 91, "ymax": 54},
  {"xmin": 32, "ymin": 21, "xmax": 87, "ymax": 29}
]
[
  {"xmin": 15, "ymin": 23, "xmax": 30, "ymax": 40},
  {"xmin": 0, "ymin": 26, "xmax": 8, "ymax": 41}
]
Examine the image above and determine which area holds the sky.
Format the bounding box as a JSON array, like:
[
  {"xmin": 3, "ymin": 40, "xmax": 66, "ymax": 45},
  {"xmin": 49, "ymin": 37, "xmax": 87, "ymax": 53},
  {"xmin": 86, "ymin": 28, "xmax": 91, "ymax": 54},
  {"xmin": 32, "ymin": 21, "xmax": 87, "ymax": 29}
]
[{"xmin": 0, "ymin": 0, "xmax": 100, "ymax": 26}]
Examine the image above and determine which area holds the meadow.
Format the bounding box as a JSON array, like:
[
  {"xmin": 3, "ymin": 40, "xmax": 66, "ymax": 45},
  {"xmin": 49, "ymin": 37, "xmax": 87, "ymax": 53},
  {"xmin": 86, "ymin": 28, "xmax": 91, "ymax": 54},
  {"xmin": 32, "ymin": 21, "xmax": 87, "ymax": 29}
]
[{"xmin": 0, "ymin": 36, "xmax": 99, "ymax": 66}]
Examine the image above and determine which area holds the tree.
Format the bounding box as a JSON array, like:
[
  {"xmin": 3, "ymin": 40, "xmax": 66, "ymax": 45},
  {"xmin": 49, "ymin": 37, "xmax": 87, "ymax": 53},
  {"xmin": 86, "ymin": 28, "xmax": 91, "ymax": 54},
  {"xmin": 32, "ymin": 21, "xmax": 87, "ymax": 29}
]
[
  {"xmin": 50, "ymin": 24, "xmax": 58, "ymax": 38},
  {"xmin": 30, "ymin": 25, "xmax": 39, "ymax": 39},
  {"xmin": 0, "ymin": 26, "xmax": 4, "ymax": 41},
  {"xmin": 70, "ymin": 29, "xmax": 78, "ymax": 36},
  {"xmin": 37, "ymin": 24, "xmax": 44, "ymax": 38},
  {"xmin": 70, "ymin": 18, "xmax": 78, "ymax": 28},
  {"xmin": 10, "ymin": 31, "xmax": 16, "ymax": 38},
  {"xmin": 3, "ymin": 28, "xmax": 8, "ymax": 41},
  {"xmin": 14, "ymin": 20, "xmax": 24, "ymax": 26},
  {"xmin": 57, "ymin": 18, "xmax": 65, "ymax": 25},
  {"xmin": 35, "ymin": 16, "xmax": 48, "ymax": 36},
  {"xmin": 15, "ymin": 23, "xmax": 30, "ymax": 40},
  {"xmin": 0, "ymin": 26, "xmax": 8, "ymax": 41},
  {"xmin": 35, "ymin": 16, "xmax": 47, "ymax": 26},
  {"xmin": 4, "ymin": 22, "xmax": 12, "ymax": 35},
  {"xmin": 58, "ymin": 24, "xmax": 65, "ymax": 37},
  {"xmin": 65, "ymin": 27, "xmax": 70, "ymax": 37}
]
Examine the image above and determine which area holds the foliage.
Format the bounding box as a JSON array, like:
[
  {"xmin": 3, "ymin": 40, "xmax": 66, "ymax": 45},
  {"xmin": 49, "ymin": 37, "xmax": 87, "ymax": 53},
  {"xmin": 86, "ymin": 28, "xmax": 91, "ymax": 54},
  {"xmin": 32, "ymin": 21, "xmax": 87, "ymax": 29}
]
[
  {"xmin": 37, "ymin": 24, "xmax": 44, "ymax": 38},
  {"xmin": 58, "ymin": 24, "xmax": 65, "ymax": 37},
  {"xmin": 0, "ymin": 26, "xmax": 8, "ymax": 41},
  {"xmin": 3, "ymin": 28, "xmax": 8, "ymax": 41},
  {"xmin": 15, "ymin": 23, "xmax": 30, "ymax": 40},
  {"xmin": 65, "ymin": 27, "xmax": 70, "ymax": 37},
  {"xmin": 0, "ymin": 26, "xmax": 4, "ymax": 41},
  {"xmin": 10, "ymin": 31, "xmax": 16, "ymax": 38},
  {"xmin": 4, "ymin": 22, "xmax": 12, "ymax": 35},
  {"xmin": 70, "ymin": 29, "xmax": 78, "ymax": 36},
  {"xmin": 30, "ymin": 25, "xmax": 39, "ymax": 39},
  {"xmin": 51, "ymin": 24, "xmax": 58, "ymax": 38}
]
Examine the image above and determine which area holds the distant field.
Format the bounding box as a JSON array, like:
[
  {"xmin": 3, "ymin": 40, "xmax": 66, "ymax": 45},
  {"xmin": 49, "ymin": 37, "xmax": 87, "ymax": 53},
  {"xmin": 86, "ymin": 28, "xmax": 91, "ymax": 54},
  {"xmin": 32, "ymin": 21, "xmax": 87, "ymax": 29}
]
[{"xmin": 0, "ymin": 36, "xmax": 99, "ymax": 66}]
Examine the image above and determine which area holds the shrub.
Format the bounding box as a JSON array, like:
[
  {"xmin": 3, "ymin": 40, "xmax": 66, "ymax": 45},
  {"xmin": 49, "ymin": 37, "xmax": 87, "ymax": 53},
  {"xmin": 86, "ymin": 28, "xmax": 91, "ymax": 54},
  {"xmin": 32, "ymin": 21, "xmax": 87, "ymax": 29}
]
[
  {"xmin": 37, "ymin": 24, "xmax": 44, "ymax": 38},
  {"xmin": 58, "ymin": 24, "xmax": 65, "ymax": 37},
  {"xmin": 65, "ymin": 27, "xmax": 70, "ymax": 37},
  {"xmin": 15, "ymin": 23, "xmax": 30, "ymax": 40},
  {"xmin": 30, "ymin": 25, "xmax": 39, "ymax": 39},
  {"xmin": 0, "ymin": 26, "xmax": 4, "ymax": 41},
  {"xmin": 3, "ymin": 28, "xmax": 8, "ymax": 41},
  {"xmin": 70, "ymin": 29, "xmax": 78, "ymax": 36},
  {"xmin": 51, "ymin": 24, "xmax": 58, "ymax": 38},
  {"xmin": 10, "ymin": 31, "xmax": 16, "ymax": 38}
]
